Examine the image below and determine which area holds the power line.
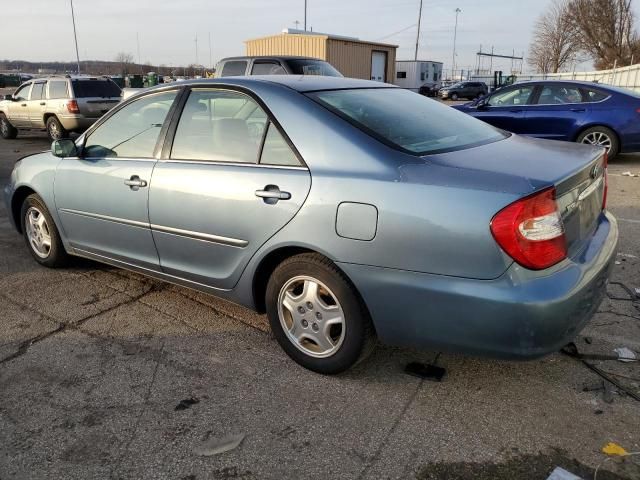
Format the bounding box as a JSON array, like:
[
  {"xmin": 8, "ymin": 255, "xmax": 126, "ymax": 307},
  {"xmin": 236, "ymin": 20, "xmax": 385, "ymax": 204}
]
[{"xmin": 374, "ymin": 23, "xmax": 417, "ymax": 42}]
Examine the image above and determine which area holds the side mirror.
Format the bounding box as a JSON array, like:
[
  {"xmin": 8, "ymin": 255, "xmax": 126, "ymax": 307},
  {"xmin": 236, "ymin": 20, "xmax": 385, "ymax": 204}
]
[
  {"xmin": 4, "ymin": 94, "xmax": 14, "ymax": 101},
  {"xmin": 51, "ymin": 139, "xmax": 78, "ymax": 158},
  {"xmin": 476, "ymin": 98, "xmax": 489, "ymax": 110}
]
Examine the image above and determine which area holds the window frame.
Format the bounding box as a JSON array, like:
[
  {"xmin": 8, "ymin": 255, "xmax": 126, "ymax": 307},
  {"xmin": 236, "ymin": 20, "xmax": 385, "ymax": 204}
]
[
  {"xmin": 47, "ymin": 80, "xmax": 70, "ymax": 100},
  {"xmin": 77, "ymin": 86, "xmax": 184, "ymax": 160},
  {"xmin": 250, "ymin": 60, "xmax": 287, "ymax": 76},
  {"xmin": 13, "ymin": 83, "xmax": 32, "ymax": 101},
  {"xmin": 220, "ymin": 60, "xmax": 249, "ymax": 77},
  {"xmin": 530, "ymin": 83, "xmax": 587, "ymax": 106},
  {"xmin": 30, "ymin": 82, "xmax": 46, "ymax": 101},
  {"xmin": 159, "ymin": 85, "xmax": 306, "ymax": 169}
]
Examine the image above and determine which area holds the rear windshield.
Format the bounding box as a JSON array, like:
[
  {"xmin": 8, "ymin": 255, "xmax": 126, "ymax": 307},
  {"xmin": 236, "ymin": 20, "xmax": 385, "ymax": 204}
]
[
  {"xmin": 71, "ymin": 79, "xmax": 121, "ymax": 98},
  {"xmin": 308, "ymin": 88, "xmax": 506, "ymax": 155},
  {"xmin": 285, "ymin": 59, "xmax": 343, "ymax": 77}
]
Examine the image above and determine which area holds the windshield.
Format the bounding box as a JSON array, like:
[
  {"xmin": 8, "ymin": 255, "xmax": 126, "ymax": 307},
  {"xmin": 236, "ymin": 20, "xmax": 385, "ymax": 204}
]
[
  {"xmin": 307, "ymin": 88, "xmax": 506, "ymax": 155},
  {"xmin": 285, "ymin": 59, "xmax": 343, "ymax": 77},
  {"xmin": 72, "ymin": 79, "xmax": 121, "ymax": 98}
]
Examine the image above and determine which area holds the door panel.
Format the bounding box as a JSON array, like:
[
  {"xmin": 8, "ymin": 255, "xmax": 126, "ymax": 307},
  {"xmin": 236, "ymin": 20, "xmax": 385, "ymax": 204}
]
[
  {"xmin": 28, "ymin": 82, "xmax": 47, "ymax": 128},
  {"xmin": 55, "ymin": 158, "xmax": 160, "ymax": 269},
  {"xmin": 148, "ymin": 163, "xmax": 311, "ymax": 289},
  {"xmin": 524, "ymin": 85, "xmax": 588, "ymax": 140},
  {"xmin": 8, "ymin": 84, "xmax": 31, "ymax": 127},
  {"xmin": 472, "ymin": 85, "xmax": 535, "ymax": 133}
]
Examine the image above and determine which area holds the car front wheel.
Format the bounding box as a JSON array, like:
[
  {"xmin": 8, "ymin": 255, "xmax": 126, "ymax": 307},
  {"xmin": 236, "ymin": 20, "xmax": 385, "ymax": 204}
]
[
  {"xmin": 20, "ymin": 194, "xmax": 69, "ymax": 267},
  {"xmin": 0, "ymin": 113, "xmax": 18, "ymax": 139},
  {"xmin": 265, "ymin": 253, "xmax": 376, "ymax": 374},
  {"xmin": 577, "ymin": 126, "xmax": 620, "ymax": 158},
  {"xmin": 450, "ymin": 93, "xmax": 459, "ymax": 101}
]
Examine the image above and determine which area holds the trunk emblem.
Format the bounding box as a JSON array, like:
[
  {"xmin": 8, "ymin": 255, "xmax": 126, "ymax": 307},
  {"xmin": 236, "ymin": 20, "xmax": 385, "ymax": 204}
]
[{"xmin": 590, "ymin": 164, "xmax": 601, "ymax": 179}]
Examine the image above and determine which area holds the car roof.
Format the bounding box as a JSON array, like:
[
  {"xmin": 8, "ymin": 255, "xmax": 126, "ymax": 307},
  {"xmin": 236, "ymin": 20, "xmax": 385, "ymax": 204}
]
[
  {"xmin": 219, "ymin": 56, "xmax": 324, "ymax": 62},
  {"xmin": 513, "ymin": 79, "xmax": 617, "ymax": 89},
  {"xmin": 165, "ymin": 75, "xmax": 396, "ymax": 93}
]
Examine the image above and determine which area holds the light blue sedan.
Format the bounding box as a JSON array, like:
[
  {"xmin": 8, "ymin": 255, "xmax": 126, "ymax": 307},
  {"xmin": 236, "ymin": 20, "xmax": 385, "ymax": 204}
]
[{"xmin": 3, "ymin": 76, "xmax": 618, "ymax": 373}]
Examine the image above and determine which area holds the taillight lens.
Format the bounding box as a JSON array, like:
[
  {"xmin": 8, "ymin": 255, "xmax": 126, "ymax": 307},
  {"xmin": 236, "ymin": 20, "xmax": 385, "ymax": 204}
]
[
  {"xmin": 491, "ymin": 187, "xmax": 567, "ymax": 270},
  {"xmin": 67, "ymin": 100, "xmax": 80, "ymax": 114},
  {"xmin": 602, "ymin": 152, "xmax": 608, "ymax": 210}
]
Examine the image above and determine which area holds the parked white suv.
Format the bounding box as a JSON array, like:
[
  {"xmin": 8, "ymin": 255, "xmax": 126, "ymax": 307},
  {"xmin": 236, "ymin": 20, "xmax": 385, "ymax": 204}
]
[{"xmin": 0, "ymin": 75, "xmax": 121, "ymax": 140}]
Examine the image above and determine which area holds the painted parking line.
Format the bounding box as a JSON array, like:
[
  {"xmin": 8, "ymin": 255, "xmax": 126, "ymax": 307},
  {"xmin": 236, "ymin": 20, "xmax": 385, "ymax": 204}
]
[{"xmin": 618, "ymin": 218, "xmax": 640, "ymax": 224}]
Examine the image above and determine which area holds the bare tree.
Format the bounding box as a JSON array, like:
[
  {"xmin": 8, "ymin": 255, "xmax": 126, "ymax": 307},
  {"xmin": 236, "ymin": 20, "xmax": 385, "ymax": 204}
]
[
  {"xmin": 114, "ymin": 52, "xmax": 135, "ymax": 75},
  {"xmin": 529, "ymin": 0, "xmax": 581, "ymax": 73},
  {"xmin": 571, "ymin": 0, "xmax": 640, "ymax": 69}
]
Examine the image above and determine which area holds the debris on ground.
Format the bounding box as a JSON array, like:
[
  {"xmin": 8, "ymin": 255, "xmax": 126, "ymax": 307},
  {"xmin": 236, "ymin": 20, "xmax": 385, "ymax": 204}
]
[
  {"xmin": 404, "ymin": 362, "xmax": 446, "ymax": 382},
  {"xmin": 602, "ymin": 443, "xmax": 629, "ymax": 457},
  {"xmin": 613, "ymin": 347, "xmax": 637, "ymax": 363},
  {"xmin": 621, "ymin": 171, "xmax": 638, "ymax": 177},
  {"xmin": 175, "ymin": 397, "xmax": 200, "ymax": 411},
  {"xmin": 193, "ymin": 433, "xmax": 245, "ymax": 457},
  {"xmin": 546, "ymin": 466, "xmax": 582, "ymax": 480}
]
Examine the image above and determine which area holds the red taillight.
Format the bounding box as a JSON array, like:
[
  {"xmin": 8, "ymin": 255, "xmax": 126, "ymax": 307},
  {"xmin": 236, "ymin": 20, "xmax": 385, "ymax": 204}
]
[
  {"xmin": 491, "ymin": 187, "xmax": 567, "ymax": 270},
  {"xmin": 602, "ymin": 152, "xmax": 608, "ymax": 210},
  {"xmin": 67, "ymin": 100, "xmax": 80, "ymax": 114}
]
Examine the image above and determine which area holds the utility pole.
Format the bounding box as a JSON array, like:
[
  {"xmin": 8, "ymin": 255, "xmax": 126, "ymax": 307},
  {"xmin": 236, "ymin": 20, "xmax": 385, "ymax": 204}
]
[
  {"xmin": 136, "ymin": 32, "xmax": 141, "ymax": 73},
  {"xmin": 69, "ymin": 0, "xmax": 81, "ymax": 74},
  {"xmin": 195, "ymin": 33, "xmax": 199, "ymax": 67},
  {"xmin": 452, "ymin": 8, "xmax": 461, "ymax": 80},
  {"xmin": 304, "ymin": 0, "xmax": 308, "ymax": 31},
  {"xmin": 414, "ymin": 0, "xmax": 423, "ymax": 61},
  {"xmin": 208, "ymin": 32, "xmax": 212, "ymax": 70}
]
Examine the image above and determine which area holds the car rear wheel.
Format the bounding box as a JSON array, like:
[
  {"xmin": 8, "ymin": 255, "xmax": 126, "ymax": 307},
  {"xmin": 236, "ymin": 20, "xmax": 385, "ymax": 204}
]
[
  {"xmin": 0, "ymin": 113, "xmax": 18, "ymax": 139},
  {"xmin": 20, "ymin": 194, "xmax": 69, "ymax": 268},
  {"xmin": 46, "ymin": 116, "xmax": 68, "ymax": 141},
  {"xmin": 577, "ymin": 126, "xmax": 619, "ymax": 158},
  {"xmin": 265, "ymin": 253, "xmax": 376, "ymax": 374}
]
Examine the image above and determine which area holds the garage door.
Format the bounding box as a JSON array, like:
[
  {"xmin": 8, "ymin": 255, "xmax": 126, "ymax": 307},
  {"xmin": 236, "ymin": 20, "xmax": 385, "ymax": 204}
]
[{"xmin": 371, "ymin": 51, "xmax": 387, "ymax": 82}]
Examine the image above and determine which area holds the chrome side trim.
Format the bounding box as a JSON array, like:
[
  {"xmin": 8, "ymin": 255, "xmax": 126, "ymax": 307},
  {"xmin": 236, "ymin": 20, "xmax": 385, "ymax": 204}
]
[
  {"xmin": 59, "ymin": 208, "xmax": 150, "ymax": 229},
  {"xmin": 159, "ymin": 159, "xmax": 308, "ymax": 171},
  {"xmin": 150, "ymin": 223, "xmax": 249, "ymax": 248},
  {"xmin": 60, "ymin": 209, "xmax": 249, "ymax": 247}
]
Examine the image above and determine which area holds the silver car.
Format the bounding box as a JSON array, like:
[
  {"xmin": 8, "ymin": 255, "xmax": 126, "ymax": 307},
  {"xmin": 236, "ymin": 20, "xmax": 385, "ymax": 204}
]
[
  {"xmin": 0, "ymin": 75, "xmax": 121, "ymax": 141},
  {"xmin": 3, "ymin": 76, "xmax": 618, "ymax": 374}
]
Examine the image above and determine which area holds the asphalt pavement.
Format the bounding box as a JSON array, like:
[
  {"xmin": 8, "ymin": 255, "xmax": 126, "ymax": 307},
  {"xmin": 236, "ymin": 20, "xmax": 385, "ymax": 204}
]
[{"xmin": 0, "ymin": 131, "xmax": 639, "ymax": 480}]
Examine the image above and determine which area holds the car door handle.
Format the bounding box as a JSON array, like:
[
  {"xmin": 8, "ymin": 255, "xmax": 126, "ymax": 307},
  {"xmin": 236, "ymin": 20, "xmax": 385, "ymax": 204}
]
[
  {"xmin": 40, "ymin": 102, "xmax": 46, "ymax": 106},
  {"xmin": 570, "ymin": 108, "xmax": 586, "ymax": 112},
  {"xmin": 21, "ymin": 103, "xmax": 27, "ymax": 107},
  {"xmin": 255, "ymin": 185, "xmax": 291, "ymax": 204},
  {"xmin": 124, "ymin": 175, "xmax": 148, "ymax": 189},
  {"xmin": 509, "ymin": 109, "xmax": 522, "ymax": 113}
]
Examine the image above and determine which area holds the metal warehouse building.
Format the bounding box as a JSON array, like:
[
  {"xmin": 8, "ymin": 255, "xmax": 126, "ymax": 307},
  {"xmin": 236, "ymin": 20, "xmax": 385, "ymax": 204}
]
[{"xmin": 245, "ymin": 29, "xmax": 398, "ymax": 83}]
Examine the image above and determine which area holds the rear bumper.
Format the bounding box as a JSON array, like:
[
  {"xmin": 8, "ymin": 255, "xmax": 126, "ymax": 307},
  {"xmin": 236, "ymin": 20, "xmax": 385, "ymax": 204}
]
[
  {"xmin": 57, "ymin": 115, "xmax": 97, "ymax": 132},
  {"xmin": 338, "ymin": 211, "xmax": 618, "ymax": 359}
]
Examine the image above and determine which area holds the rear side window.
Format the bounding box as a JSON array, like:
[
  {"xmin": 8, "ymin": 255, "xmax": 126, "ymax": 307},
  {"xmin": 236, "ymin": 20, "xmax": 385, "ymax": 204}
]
[
  {"xmin": 260, "ymin": 123, "xmax": 300, "ymax": 166},
  {"xmin": 536, "ymin": 85, "xmax": 583, "ymax": 104},
  {"xmin": 31, "ymin": 83, "xmax": 46, "ymax": 100},
  {"xmin": 309, "ymin": 88, "xmax": 506, "ymax": 155},
  {"xmin": 171, "ymin": 89, "xmax": 268, "ymax": 163},
  {"xmin": 251, "ymin": 62, "xmax": 287, "ymax": 75},
  {"xmin": 583, "ymin": 89, "xmax": 609, "ymax": 102},
  {"xmin": 220, "ymin": 61, "xmax": 248, "ymax": 77},
  {"xmin": 48, "ymin": 81, "xmax": 69, "ymax": 99},
  {"xmin": 285, "ymin": 59, "xmax": 342, "ymax": 77},
  {"xmin": 72, "ymin": 79, "xmax": 121, "ymax": 98},
  {"xmin": 83, "ymin": 90, "xmax": 177, "ymax": 158}
]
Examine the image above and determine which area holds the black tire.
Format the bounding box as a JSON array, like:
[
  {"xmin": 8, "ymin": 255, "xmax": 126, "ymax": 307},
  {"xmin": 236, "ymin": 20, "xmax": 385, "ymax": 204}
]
[
  {"xmin": 0, "ymin": 113, "xmax": 18, "ymax": 139},
  {"xmin": 46, "ymin": 116, "xmax": 68, "ymax": 141},
  {"xmin": 450, "ymin": 93, "xmax": 459, "ymax": 101},
  {"xmin": 20, "ymin": 194, "xmax": 69, "ymax": 268},
  {"xmin": 265, "ymin": 253, "xmax": 376, "ymax": 374},
  {"xmin": 576, "ymin": 126, "xmax": 620, "ymax": 158}
]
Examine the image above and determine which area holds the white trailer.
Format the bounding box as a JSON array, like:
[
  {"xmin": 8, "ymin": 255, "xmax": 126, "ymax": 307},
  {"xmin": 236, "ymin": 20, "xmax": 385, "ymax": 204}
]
[{"xmin": 394, "ymin": 60, "xmax": 443, "ymax": 92}]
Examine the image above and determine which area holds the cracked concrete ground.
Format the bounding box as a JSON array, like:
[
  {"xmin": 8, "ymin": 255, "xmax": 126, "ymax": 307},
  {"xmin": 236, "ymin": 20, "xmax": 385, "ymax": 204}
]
[{"xmin": 0, "ymin": 133, "xmax": 639, "ymax": 480}]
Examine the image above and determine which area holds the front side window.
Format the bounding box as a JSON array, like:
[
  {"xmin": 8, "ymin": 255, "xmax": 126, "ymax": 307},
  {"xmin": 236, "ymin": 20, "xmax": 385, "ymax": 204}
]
[
  {"xmin": 309, "ymin": 88, "xmax": 506, "ymax": 155},
  {"xmin": 171, "ymin": 89, "xmax": 268, "ymax": 163},
  {"xmin": 31, "ymin": 83, "xmax": 45, "ymax": 100},
  {"xmin": 48, "ymin": 81, "xmax": 69, "ymax": 99},
  {"xmin": 13, "ymin": 84, "xmax": 31, "ymax": 101},
  {"xmin": 251, "ymin": 62, "xmax": 287, "ymax": 75},
  {"xmin": 536, "ymin": 85, "xmax": 583, "ymax": 105},
  {"xmin": 220, "ymin": 61, "xmax": 248, "ymax": 77},
  {"xmin": 488, "ymin": 86, "xmax": 534, "ymax": 106},
  {"xmin": 83, "ymin": 90, "xmax": 177, "ymax": 158}
]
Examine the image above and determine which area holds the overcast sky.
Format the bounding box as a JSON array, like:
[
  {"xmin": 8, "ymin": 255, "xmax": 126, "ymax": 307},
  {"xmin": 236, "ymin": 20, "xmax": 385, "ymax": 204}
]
[{"xmin": 1, "ymin": 0, "xmax": 628, "ymax": 72}]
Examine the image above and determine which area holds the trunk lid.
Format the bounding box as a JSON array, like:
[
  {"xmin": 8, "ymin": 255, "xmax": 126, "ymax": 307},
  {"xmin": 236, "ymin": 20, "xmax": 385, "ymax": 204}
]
[{"xmin": 426, "ymin": 134, "xmax": 607, "ymax": 257}]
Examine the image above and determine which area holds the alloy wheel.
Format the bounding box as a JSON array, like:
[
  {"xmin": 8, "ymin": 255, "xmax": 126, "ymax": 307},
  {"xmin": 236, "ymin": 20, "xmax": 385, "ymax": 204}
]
[
  {"xmin": 277, "ymin": 275, "xmax": 346, "ymax": 358},
  {"xmin": 25, "ymin": 207, "xmax": 52, "ymax": 258},
  {"xmin": 581, "ymin": 131, "xmax": 612, "ymax": 152}
]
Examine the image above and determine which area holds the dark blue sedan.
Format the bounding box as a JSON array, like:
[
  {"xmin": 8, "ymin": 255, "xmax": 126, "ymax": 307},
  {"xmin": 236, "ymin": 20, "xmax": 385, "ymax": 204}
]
[{"xmin": 453, "ymin": 80, "xmax": 640, "ymax": 157}]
